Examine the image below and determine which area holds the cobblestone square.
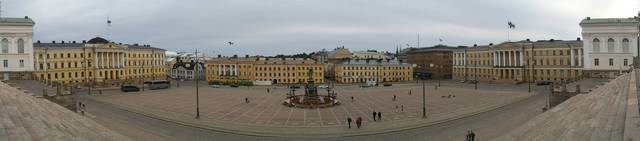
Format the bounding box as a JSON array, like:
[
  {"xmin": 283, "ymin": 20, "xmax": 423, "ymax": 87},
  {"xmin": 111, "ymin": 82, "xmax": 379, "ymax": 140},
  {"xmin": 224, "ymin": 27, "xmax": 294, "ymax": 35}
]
[{"xmin": 90, "ymin": 81, "xmax": 530, "ymax": 131}]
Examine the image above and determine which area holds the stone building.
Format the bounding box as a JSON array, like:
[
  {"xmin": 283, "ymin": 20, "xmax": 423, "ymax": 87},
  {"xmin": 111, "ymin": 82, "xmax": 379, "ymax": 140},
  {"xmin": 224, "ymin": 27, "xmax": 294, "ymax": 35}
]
[
  {"xmin": 205, "ymin": 56, "xmax": 324, "ymax": 84},
  {"xmin": 334, "ymin": 58, "xmax": 413, "ymax": 83},
  {"xmin": 171, "ymin": 60, "xmax": 205, "ymax": 81},
  {"xmin": 580, "ymin": 17, "xmax": 638, "ymax": 78},
  {"xmin": 0, "ymin": 16, "xmax": 35, "ymax": 80},
  {"xmin": 33, "ymin": 37, "xmax": 167, "ymax": 87},
  {"xmin": 452, "ymin": 39, "xmax": 584, "ymax": 83},
  {"xmin": 406, "ymin": 45, "xmax": 454, "ymax": 79}
]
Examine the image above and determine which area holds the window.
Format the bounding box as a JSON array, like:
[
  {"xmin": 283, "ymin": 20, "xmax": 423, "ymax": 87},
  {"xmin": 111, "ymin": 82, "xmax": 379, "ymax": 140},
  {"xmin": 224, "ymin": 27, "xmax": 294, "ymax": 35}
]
[
  {"xmin": 594, "ymin": 58, "xmax": 599, "ymax": 66},
  {"xmin": 2, "ymin": 60, "xmax": 7, "ymax": 67},
  {"xmin": 609, "ymin": 58, "xmax": 614, "ymax": 66},
  {"xmin": 1, "ymin": 38, "xmax": 8, "ymax": 53},
  {"xmin": 19, "ymin": 60, "xmax": 24, "ymax": 68},
  {"xmin": 17, "ymin": 39, "xmax": 24, "ymax": 53},
  {"xmin": 624, "ymin": 59, "xmax": 629, "ymax": 66},
  {"xmin": 39, "ymin": 63, "xmax": 43, "ymax": 70},
  {"xmin": 593, "ymin": 38, "xmax": 600, "ymax": 52},
  {"xmin": 607, "ymin": 38, "xmax": 615, "ymax": 52},
  {"xmin": 622, "ymin": 38, "xmax": 630, "ymax": 53}
]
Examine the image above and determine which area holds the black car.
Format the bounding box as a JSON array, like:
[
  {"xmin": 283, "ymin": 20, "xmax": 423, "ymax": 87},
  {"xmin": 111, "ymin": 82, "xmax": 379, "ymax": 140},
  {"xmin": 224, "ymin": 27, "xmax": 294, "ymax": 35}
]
[
  {"xmin": 289, "ymin": 85, "xmax": 301, "ymax": 89},
  {"xmin": 536, "ymin": 81, "xmax": 553, "ymax": 86},
  {"xmin": 230, "ymin": 84, "xmax": 239, "ymax": 88},
  {"xmin": 121, "ymin": 85, "xmax": 140, "ymax": 92},
  {"xmin": 383, "ymin": 83, "xmax": 392, "ymax": 87}
]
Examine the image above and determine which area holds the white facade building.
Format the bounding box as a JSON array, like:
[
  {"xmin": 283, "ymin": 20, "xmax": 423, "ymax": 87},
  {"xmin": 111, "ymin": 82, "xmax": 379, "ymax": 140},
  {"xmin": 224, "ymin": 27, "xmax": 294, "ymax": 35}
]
[
  {"xmin": 351, "ymin": 50, "xmax": 392, "ymax": 60},
  {"xmin": 0, "ymin": 17, "xmax": 35, "ymax": 80},
  {"xmin": 580, "ymin": 17, "xmax": 638, "ymax": 78}
]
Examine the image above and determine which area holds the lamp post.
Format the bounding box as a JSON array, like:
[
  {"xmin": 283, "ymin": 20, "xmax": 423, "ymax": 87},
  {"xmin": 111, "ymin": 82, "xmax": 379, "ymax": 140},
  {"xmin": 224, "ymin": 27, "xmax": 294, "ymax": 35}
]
[
  {"xmin": 195, "ymin": 48, "xmax": 200, "ymax": 119},
  {"xmin": 422, "ymin": 77, "xmax": 427, "ymax": 118}
]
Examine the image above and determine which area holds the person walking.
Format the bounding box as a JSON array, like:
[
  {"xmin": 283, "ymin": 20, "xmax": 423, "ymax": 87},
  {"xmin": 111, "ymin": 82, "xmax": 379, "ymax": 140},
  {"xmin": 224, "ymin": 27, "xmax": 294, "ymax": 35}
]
[
  {"xmin": 267, "ymin": 88, "xmax": 270, "ymax": 93},
  {"xmin": 466, "ymin": 130, "xmax": 471, "ymax": 141},
  {"xmin": 245, "ymin": 97, "xmax": 249, "ymax": 104},
  {"xmin": 470, "ymin": 130, "xmax": 476, "ymax": 141},
  {"xmin": 409, "ymin": 90, "xmax": 412, "ymax": 95},
  {"xmin": 393, "ymin": 94, "xmax": 397, "ymax": 101},
  {"xmin": 372, "ymin": 111, "xmax": 377, "ymax": 121},
  {"xmin": 401, "ymin": 105, "xmax": 404, "ymax": 112},
  {"xmin": 351, "ymin": 96, "xmax": 354, "ymax": 102},
  {"xmin": 347, "ymin": 117, "xmax": 352, "ymax": 128},
  {"xmin": 377, "ymin": 112, "xmax": 382, "ymax": 121},
  {"xmin": 356, "ymin": 117, "xmax": 362, "ymax": 128}
]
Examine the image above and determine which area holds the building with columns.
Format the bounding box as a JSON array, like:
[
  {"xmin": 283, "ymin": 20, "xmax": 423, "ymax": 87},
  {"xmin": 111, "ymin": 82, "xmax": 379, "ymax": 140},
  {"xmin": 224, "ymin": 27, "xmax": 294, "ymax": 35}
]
[
  {"xmin": 453, "ymin": 39, "xmax": 583, "ymax": 83},
  {"xmin": 580, "ymin": 17, "xmax": 638, "ymax": 78},
  {"xmin": 33, "ymin": 37, "xmax": 166, "ymax": 87},
  {"xmin": 333, "ymin": 58, "xmax": 413, "ymax": 83},
  {"xmin": 206, "ymin": 56, "xmax": 325, "ymax": 84},
  {"xmin": 0, "ymin": 16, "xmax": 35, "ymax": 80}
]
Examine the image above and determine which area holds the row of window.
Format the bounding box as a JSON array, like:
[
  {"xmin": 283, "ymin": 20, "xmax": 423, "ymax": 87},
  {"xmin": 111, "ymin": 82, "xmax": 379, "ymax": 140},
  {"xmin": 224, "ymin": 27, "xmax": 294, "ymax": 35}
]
[
  {"xmin": 41, "ymin": 69, "xmax": 165, "ymax": 80},
  {"xmin": 592, "ymin": 38, "xmax": 630, "ymax": 53},
  {"xmin": 1, "ymin": 38, "xmax": 26, "ymax": 54},
  {"xmin": 37, "ymin": 60, "xmax": 163, "ymax": 70},
  {"xmin": 37, "ymin": 52, "xmax": 164, "ymax": 59},
  {"xmin": 454, "ymin": 69, "xmax": 581, "ymax": 79},
  {"xmin": 341, "ymin": 66, "xmax": 410, "ymax": 70},
  {"xmin": 593, "ymin": 58, "xmax": 629, "ymax": 66},
  {"xmin": 2, "ymin": 60, "xmax": 25, "ymax": 68},
  {"xmin": 340, "ymin": 71, "xmax": 410, "ymax": 76}
]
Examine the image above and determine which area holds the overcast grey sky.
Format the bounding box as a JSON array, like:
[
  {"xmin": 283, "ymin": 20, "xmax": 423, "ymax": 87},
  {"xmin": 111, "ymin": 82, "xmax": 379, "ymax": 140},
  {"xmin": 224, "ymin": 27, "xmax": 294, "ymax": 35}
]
[{"xmin": 3, "ymin": 0, "xmax": 639, "ymax": 56}]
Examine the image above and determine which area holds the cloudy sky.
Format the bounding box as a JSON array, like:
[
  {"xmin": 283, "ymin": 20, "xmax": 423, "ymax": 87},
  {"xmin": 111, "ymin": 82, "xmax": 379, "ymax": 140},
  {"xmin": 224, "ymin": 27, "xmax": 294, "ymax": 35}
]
[{"xmin": 3, "ymin": 0, "xmax": 640, "ymax": 56}]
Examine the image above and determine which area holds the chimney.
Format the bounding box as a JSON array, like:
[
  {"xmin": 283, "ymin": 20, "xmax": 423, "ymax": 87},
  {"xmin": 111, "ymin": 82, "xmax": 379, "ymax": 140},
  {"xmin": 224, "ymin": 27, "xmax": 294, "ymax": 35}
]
[
  {"xmin": 586, "ymin": 17, "xmax": 591, "ymax": 20},
  {"xmin": 526, "ymin": 38, "xmax": 530, "ymax": 42},
  {"xmin": 36, "ymin": 40, "xmax": 40, "ymax": 43},
  {"xmin": 52, "ymin": 41, "xmax": 56, "ymax": 44},
  {"xmin": 577, "ymin": 37, "xmax": 581, "ymax": 41},
  {"xmin": 82, "ymin": 40, "xmax": 86, "ymax": 43},
  {"xmin": 233, "ymin": 54, "xmax": 238, "ymax": 58},
  {"xmin": 72, "ymin": 41, "xmax": 76, "ymax": 43},
  {"xmin": 217, "ymin": 54, "xmax": 221, "ymax": 58},
  {"xmin": 61, "ymin": 41, "xmax": 65, "ymax": 44},
  {"xmin": 550, "ymin": 39, "xmax": 555, "ymax": 42},
  {"xmin": 245, "ymin": 54, "xmax": 249, "ymax": 58},
  {"xmin": 489, "ymin": 43, "xmax": 493, "ymax": 46},
  {"xmin": 473, "ymin": 44, "xmax": 477, "ymax": 47},
  {"xmin": 24, "ymin": 16, "xmax": 29, "ymax": 19}
]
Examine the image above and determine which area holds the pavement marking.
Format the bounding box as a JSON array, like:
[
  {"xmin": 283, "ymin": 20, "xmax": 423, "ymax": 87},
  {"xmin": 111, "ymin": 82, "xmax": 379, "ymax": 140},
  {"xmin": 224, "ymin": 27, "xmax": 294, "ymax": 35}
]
[
  {"xmin": 248, "ymin": 92, "xmax": 282, "ymax": 124},
  {"xmin": 329, "ymin": 107, "xmax": 341, "ymax": 125},
  {"xmin": 284, "ymin": 108, "xmax": 293, "ymax": 126},
  {"xmin": 316, "ymin": 108, "xmax": 323, "ymax": 126},
  {"xmin": 231, "ymin": 90, "xmax": 278, "ymax": 122}
]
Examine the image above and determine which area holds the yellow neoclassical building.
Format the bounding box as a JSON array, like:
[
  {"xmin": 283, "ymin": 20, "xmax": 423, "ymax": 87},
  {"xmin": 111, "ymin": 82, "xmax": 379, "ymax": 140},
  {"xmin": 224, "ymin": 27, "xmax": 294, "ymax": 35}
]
[
  {"xmin": 33, "ymin": 37, "xmax": 167, "ymax": 87},
  {"xmin": 206, "ymin": 56, "xmax": 324, "ymax": 84},
  {"xmin": 452, "ymin": 39, "xmax": 584, "ymax": 83},
  {"xmin": 333, "ymin": 59, "xmax": 413, "ymax": 83}
]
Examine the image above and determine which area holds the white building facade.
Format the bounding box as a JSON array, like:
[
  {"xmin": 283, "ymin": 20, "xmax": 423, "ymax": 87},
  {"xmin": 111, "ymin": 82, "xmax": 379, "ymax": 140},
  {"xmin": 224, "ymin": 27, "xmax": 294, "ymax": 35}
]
[
  {"xmin": 580, "ymin": 17, "xmax": 638, "ymax": 78},
  {"xmin": 0, "ymin": 17, "xmax": 35, "ymax": 80}
]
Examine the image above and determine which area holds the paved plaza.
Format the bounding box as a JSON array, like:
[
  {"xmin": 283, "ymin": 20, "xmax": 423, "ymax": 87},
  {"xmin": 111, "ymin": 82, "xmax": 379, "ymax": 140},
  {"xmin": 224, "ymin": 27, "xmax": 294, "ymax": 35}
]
[{"xmin": 86, "ymin": 81, "xmax": 531, "ymax": 137}]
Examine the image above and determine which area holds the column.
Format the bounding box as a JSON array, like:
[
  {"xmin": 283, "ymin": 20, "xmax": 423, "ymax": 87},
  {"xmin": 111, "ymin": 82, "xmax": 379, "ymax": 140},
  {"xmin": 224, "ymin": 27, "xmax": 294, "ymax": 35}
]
[
  {"xmin": 100, "ymin": 52, "xmax": 104, "ymax": 68},
  {"xmin": 578, "ymin": 49, "xmax": 582, "ymax": 66},
  {"xmin": 511, "ymin": 51, "xmax": 516, "ymax": 66},
  {"xmin": 520, "ymin": 51, "xmax": 524, "ymax": 66},
  {"xmin": 500, "ymin": 51, "xmax": 505, "ymax": 66},
  {"xmin": 493, "ymin": 52, "xmax": 496, "ymax": 66},
  {"xmin": 570, "ymin": 49, "xmax": 575, "ymax": 66},
  {"xmin": 94, "ymin": 52, "xmax": 98, "ymax": 69}
]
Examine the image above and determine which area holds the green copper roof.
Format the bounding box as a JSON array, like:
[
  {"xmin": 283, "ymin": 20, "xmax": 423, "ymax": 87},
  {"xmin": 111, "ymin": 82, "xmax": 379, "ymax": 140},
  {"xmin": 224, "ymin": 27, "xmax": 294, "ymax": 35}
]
[
  {"xmin": 0, "ymin": 17, "xmax": 35, "ymax": 26},
  {"xmin": 580, "ymin": 18, "xmax": 638, "ymax": 24}
]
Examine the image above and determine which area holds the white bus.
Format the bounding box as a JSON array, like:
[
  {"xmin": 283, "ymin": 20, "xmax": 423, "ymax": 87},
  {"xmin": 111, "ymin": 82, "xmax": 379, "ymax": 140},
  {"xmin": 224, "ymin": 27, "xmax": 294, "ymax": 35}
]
[{"xmin": 145, "ymin": 80, "xmax": 171, "ymax": 90}]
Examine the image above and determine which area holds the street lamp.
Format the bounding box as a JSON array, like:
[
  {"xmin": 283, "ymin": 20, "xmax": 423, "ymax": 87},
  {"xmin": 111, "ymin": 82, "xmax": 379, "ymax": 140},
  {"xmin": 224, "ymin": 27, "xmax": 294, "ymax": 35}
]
[
  {"xmin": 195, "ymin": 48, "xmax": 200, "ymax": 119},
  {"xmin": 422, "ymin": 77, "xmax": 427, "ymax": 118}
]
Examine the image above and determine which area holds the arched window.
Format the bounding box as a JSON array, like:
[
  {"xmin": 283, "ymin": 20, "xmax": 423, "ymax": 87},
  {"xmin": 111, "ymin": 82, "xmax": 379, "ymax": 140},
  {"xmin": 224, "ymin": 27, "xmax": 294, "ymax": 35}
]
[
  {"xmin": 593, "ymin": 38, "xmax": 600, "ymax": 52},
  {"xmin": 17, "ymin": 39, "xmax": 24, "ymax": 53},
  {"xmin": 607, "ymin": 38, "xmax": 615, "ymax": 52},
  {"xmin": 1, "ymin": 38, "xmax": 8, "ymax": 53},
  {"xmin": 622, "ymin": 38, "xmax": 630, "ymax": 53}
]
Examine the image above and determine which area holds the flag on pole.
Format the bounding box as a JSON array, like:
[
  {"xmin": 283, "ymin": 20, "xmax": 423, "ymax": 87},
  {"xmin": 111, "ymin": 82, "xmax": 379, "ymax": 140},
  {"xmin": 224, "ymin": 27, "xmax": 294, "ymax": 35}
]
[{"xmin": 508, "ymin": 21, "xmax": 515, "ymax": 29}]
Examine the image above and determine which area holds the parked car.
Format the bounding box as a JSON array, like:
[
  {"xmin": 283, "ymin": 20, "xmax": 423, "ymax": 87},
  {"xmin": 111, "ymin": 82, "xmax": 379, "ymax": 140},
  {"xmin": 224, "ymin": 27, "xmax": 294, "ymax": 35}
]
[
  {"xmin": 210, "ymin": 85, "xmax": 221, "ymax": 88},
  {"xmin": 383, "ymin": 83, "xmax": 392, "ymax": 87},
  {"xmin": 289, "ymin": 85, "xmax": 301, "ymax": 89},
  {"xmin": 121, "ymin": 85, "xmax": 140, "ymax": 92},
  {"xmin": 318, "ymin": 85, "xmax": 329, "ymax": 89},
  {"xmin": 230, "ymin": 84, "xmax": 239, "ymax": 88},
  {"xmin": 536, "ymin": 81, "xmax": 553, "ymax": 85}
]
